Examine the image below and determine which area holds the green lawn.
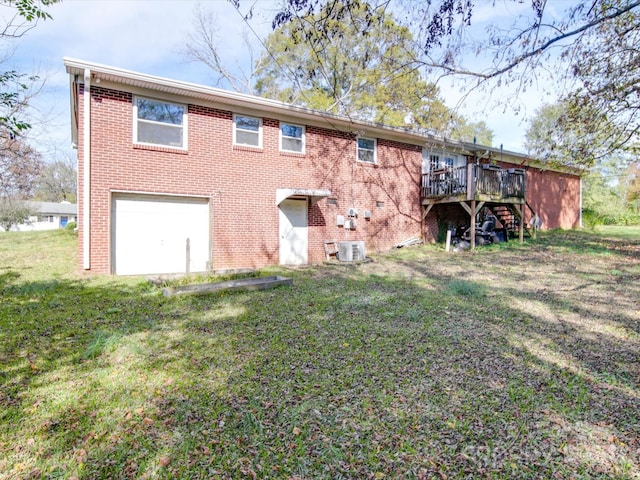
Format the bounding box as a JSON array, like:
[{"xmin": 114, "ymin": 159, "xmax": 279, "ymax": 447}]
[{"xmin": 1, "ymin": 228, "xmax": 639, "ymax": 479}]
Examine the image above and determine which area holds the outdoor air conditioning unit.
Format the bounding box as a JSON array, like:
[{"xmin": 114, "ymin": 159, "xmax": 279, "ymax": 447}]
[
  {"xmin": 347, "ymin": 207, "xmax": 358, "ymax": 217},
  {"xmin": 338, "ymin": 241, "xmax": 366, "ymax": 262},
  {"xmin": 363, "ymin": 209, "xmax": 372, "ymax": 219}
]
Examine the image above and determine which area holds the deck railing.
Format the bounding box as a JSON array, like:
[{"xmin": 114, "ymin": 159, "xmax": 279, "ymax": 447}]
[{"xmin": 421, "ymin": 164, "xmax": 525, "ymax": 200}]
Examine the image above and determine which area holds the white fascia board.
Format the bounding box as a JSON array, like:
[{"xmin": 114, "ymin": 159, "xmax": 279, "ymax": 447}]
[{"xmin": 64, "ymin": 57, "xmax": 546, "ymax": 167}]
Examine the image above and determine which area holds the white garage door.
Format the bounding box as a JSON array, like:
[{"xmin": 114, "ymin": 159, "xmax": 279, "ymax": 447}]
[{"xmin": 112, "ymin": 194, "xmax": 210, "ymax": 275}]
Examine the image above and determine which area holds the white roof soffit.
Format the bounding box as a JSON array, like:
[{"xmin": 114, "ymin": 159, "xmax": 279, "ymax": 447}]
[
  {"xmin": 63, "ymin": 58, "xmax": 561, "ymax": 170},
  {"xmin": 276, "ymin": 188, "xmax": 331, "ymax": 206}
]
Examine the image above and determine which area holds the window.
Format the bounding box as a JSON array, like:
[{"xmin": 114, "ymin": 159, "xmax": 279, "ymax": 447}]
[
  {"xmin": 444, "ymin": 156, "xmax": 455, "ymax": 169},
  {"xmin": 424, "ymin": 151, "xmax": 461, "ymax": 172},
  {"xmin": 134, "ymin": 97, "xmax": 186, "ymax": 148},
  {"xmin": 429, "ymin": 154, "xmax": 440, "ymax": 172},
  {"xmin": 234, "ymin": 114, "xmax": 262, "ymax": 147},
  {"xmin": 357, "ymin": 137, "xmax": 376, "ymax": 163},
  {"xmin": 280, "ymin": 123, "xmax": 305, "ymax": 153}
]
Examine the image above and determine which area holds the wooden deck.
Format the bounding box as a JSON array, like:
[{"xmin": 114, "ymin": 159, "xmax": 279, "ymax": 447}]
[
  {"xmin": 421, "ymin": 164, "xmax": 533, "ymax": 248},
  {"xmin": 421, "ymin": 164, "xmax": 526, "ymax": 205}
]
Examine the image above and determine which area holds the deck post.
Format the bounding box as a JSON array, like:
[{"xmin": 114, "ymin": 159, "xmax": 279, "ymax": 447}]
[
  {"xmin": 467, "ymin": 163, "xmax": 475, "ymax": 200},
  {"xmin": 470, "ymin": 199, "xmax": 476, "ymax": 251},
  {"xmin": 518, "ymin": 205, "xmax": 524, "ymax": 243}
]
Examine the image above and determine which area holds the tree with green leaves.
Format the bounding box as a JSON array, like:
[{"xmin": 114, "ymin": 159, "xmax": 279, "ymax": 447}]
[
  {"xmin": 254, "ymin": 1, "xmax": 445, "ymax": 128},
  {"xmin": 525, "ymin": 100, "xmax": 640, "ymax": 225},
  {"xmin": 524, "ymin": 101, "xmax": 618, "ymax": 172},
  {"xmin": 260, "ymin": 0, "xmax": 640, "ymax": 168},
  {"xmin": 0, "ymin": 196, "xmax": 32, "ymax": 231},
  {"xmin": 188, "ymin": 1, "xmax": 493, "ymax": 142},
  {"xmin": 581, "ymin": 161, "xmax": 638, "ymax": 226}
]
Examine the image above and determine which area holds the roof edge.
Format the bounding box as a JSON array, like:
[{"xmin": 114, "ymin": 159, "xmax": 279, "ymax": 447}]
[{"xmin": 63, "ymin": 57, "xmax": 579, "ymax": 175}]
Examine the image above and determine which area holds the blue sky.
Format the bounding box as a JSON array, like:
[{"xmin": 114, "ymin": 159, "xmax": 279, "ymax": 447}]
[{"xmin": 4, "ymin": 0, "xmax": 561, "ymax": 162}]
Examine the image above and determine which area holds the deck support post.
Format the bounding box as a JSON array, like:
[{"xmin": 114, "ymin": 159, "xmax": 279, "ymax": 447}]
[
  {"xmin": 470, "ymin": 199, "xmax": 476, "ymax": 251},
  {"xmin": 518, "ymin": 204, "xmax": 524, "ymax": 243}
]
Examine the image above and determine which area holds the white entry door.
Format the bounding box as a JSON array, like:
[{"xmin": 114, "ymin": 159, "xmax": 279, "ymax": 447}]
[
  {"xmin": 279, "ymin": 199, "xmax": 308, "ymax": 265},
  {"xmin": 112, "ymin": 194, "xmax": 210, "ymax": 275}
]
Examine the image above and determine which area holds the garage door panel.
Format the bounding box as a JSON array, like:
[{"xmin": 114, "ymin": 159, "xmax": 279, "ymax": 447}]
[{"xmin": 112, "ymin": 194, "xmax": 210, "ymax": 275}]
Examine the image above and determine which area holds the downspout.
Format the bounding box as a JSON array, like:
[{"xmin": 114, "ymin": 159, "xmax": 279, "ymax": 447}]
[{"xmin": 83, "ymin": 68, "xmax": 91, "ymax": 270}]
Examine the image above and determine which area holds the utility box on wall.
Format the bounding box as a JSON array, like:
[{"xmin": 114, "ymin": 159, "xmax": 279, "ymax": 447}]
[{"xmin": 338, "ymin": 241, "xmax": 366, "ymax": 262}]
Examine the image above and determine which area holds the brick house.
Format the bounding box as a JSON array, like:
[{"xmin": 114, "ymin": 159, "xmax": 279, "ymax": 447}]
[{"xmin": 64, "ymin": 58, "xmax": 581, "ymax": 275}]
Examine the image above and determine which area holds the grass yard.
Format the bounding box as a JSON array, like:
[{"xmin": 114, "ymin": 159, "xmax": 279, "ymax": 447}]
[{"xmin": 0, "ymin": 228, "xmax": 639, "ymax": 479}]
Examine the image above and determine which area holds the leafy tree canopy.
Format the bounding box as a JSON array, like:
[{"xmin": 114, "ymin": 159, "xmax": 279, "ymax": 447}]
[
  {"xmin": 255, "ymin": 1, "xmax": 433, "ymax": 124},
  {"xmin": 258, "ymin": 0, "xmax": 640, "ymax": 168},
  {"xmin": 193, "ymin": 0, "xmax": 493, "ymax": 142},
  {"xmin": 0, "ymin": 195, "xmax": 32, "ymax": 231}
]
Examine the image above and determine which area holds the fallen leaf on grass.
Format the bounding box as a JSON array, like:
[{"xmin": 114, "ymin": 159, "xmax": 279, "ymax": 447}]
[{"xmin": 159, "ymin": 456, "xmax": 171, "ymax": 467}]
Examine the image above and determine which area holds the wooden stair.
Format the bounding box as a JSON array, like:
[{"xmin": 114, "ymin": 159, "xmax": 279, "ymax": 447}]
[{"xmin": 490, "ymin": 204, "xmax": 533, "ymax": 239}]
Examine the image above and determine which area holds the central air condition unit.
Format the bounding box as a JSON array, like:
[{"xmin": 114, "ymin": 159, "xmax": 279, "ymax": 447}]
[{"xmin": 338, "ymin": 241, "xmax": 366, "ymax": 262}]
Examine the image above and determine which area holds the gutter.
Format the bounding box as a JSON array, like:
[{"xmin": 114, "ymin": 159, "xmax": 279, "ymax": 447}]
[{"xmin": 83, "ymin": 68, "xmax": 91, "ymax": 270}]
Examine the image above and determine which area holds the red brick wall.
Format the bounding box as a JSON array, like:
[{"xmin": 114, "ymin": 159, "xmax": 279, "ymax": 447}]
[
  {"xmin": 76, "ymin": 86, "xmax": 424, "ymax": 274},
  {"xmin": 526, "ymin": 168, "xmax": 581, "ymax": 229},
  {"xmin": 76, "ymin": 85, "xmax": 581, "ymax": 274}
]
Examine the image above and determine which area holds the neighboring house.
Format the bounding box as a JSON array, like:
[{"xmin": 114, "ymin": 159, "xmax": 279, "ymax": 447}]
[
  {"xmin": 64, "ymin": 58, "xmax": 581, "ymax": 276},
  {"xmin": 1, "ymin": 201, "xmax": 77, "ymax": 232}
]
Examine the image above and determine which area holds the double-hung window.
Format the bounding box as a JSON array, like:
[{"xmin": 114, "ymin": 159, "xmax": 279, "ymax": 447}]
[
  {"xmin": 134, "ymin": 97, "xmax": 186, "ymax": 148},
  {"xmin": 280, "ymin": 123, "xmax": 305, "ymax": 153},
  {"xmin": 234, "ymin": 114, "xmax": 262, "ymax": 148},
  {"xmin": 357, "ymin": 137, "xmax": 376, "ymax": 164}
]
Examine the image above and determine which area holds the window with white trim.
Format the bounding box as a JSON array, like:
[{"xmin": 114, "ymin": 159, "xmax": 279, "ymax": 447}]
[
  {"xmin": 357, "ymin": 137, "xmax": 376, "ymax": 163},
  {"xmin": 423, "ymin": 149, "xmax": 463, "ymax": 172},
  {"xmin": 234, "ymin": 114, "xmax": 262, "ymax": 148},
  {"xmin": 134, "ymin": 97, "xmax": 186, "ymax": 148},
  {"xmin": 429, "ymin": 154, "xmax": 440, "ymax": 171},
  {"xmin": 280, "ymin": 123, "xmax": 305, "ymax": 153}
]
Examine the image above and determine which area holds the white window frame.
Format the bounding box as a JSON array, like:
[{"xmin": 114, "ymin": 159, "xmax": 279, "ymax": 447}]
[
  {"xmin": 133, "ymin": 96, "xmax": 187, "ymax": 149},
  {"xmin": 429, "ymin": 154, "xmax": 441, "ymax": 172},
  {"xmin": 357, "ymin": 137, "xmax": 377, "ymax": 164},
  {"xmin": 423, "ymin": 149, "xmax": 463, "ymax": 172},
  {"xmin": 233, "ymin": 114, "xmax": 263, "ymax": 148},
  {"xmin": 279, "ymin": 122, "xmax": 305, "ymax": 154}
]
